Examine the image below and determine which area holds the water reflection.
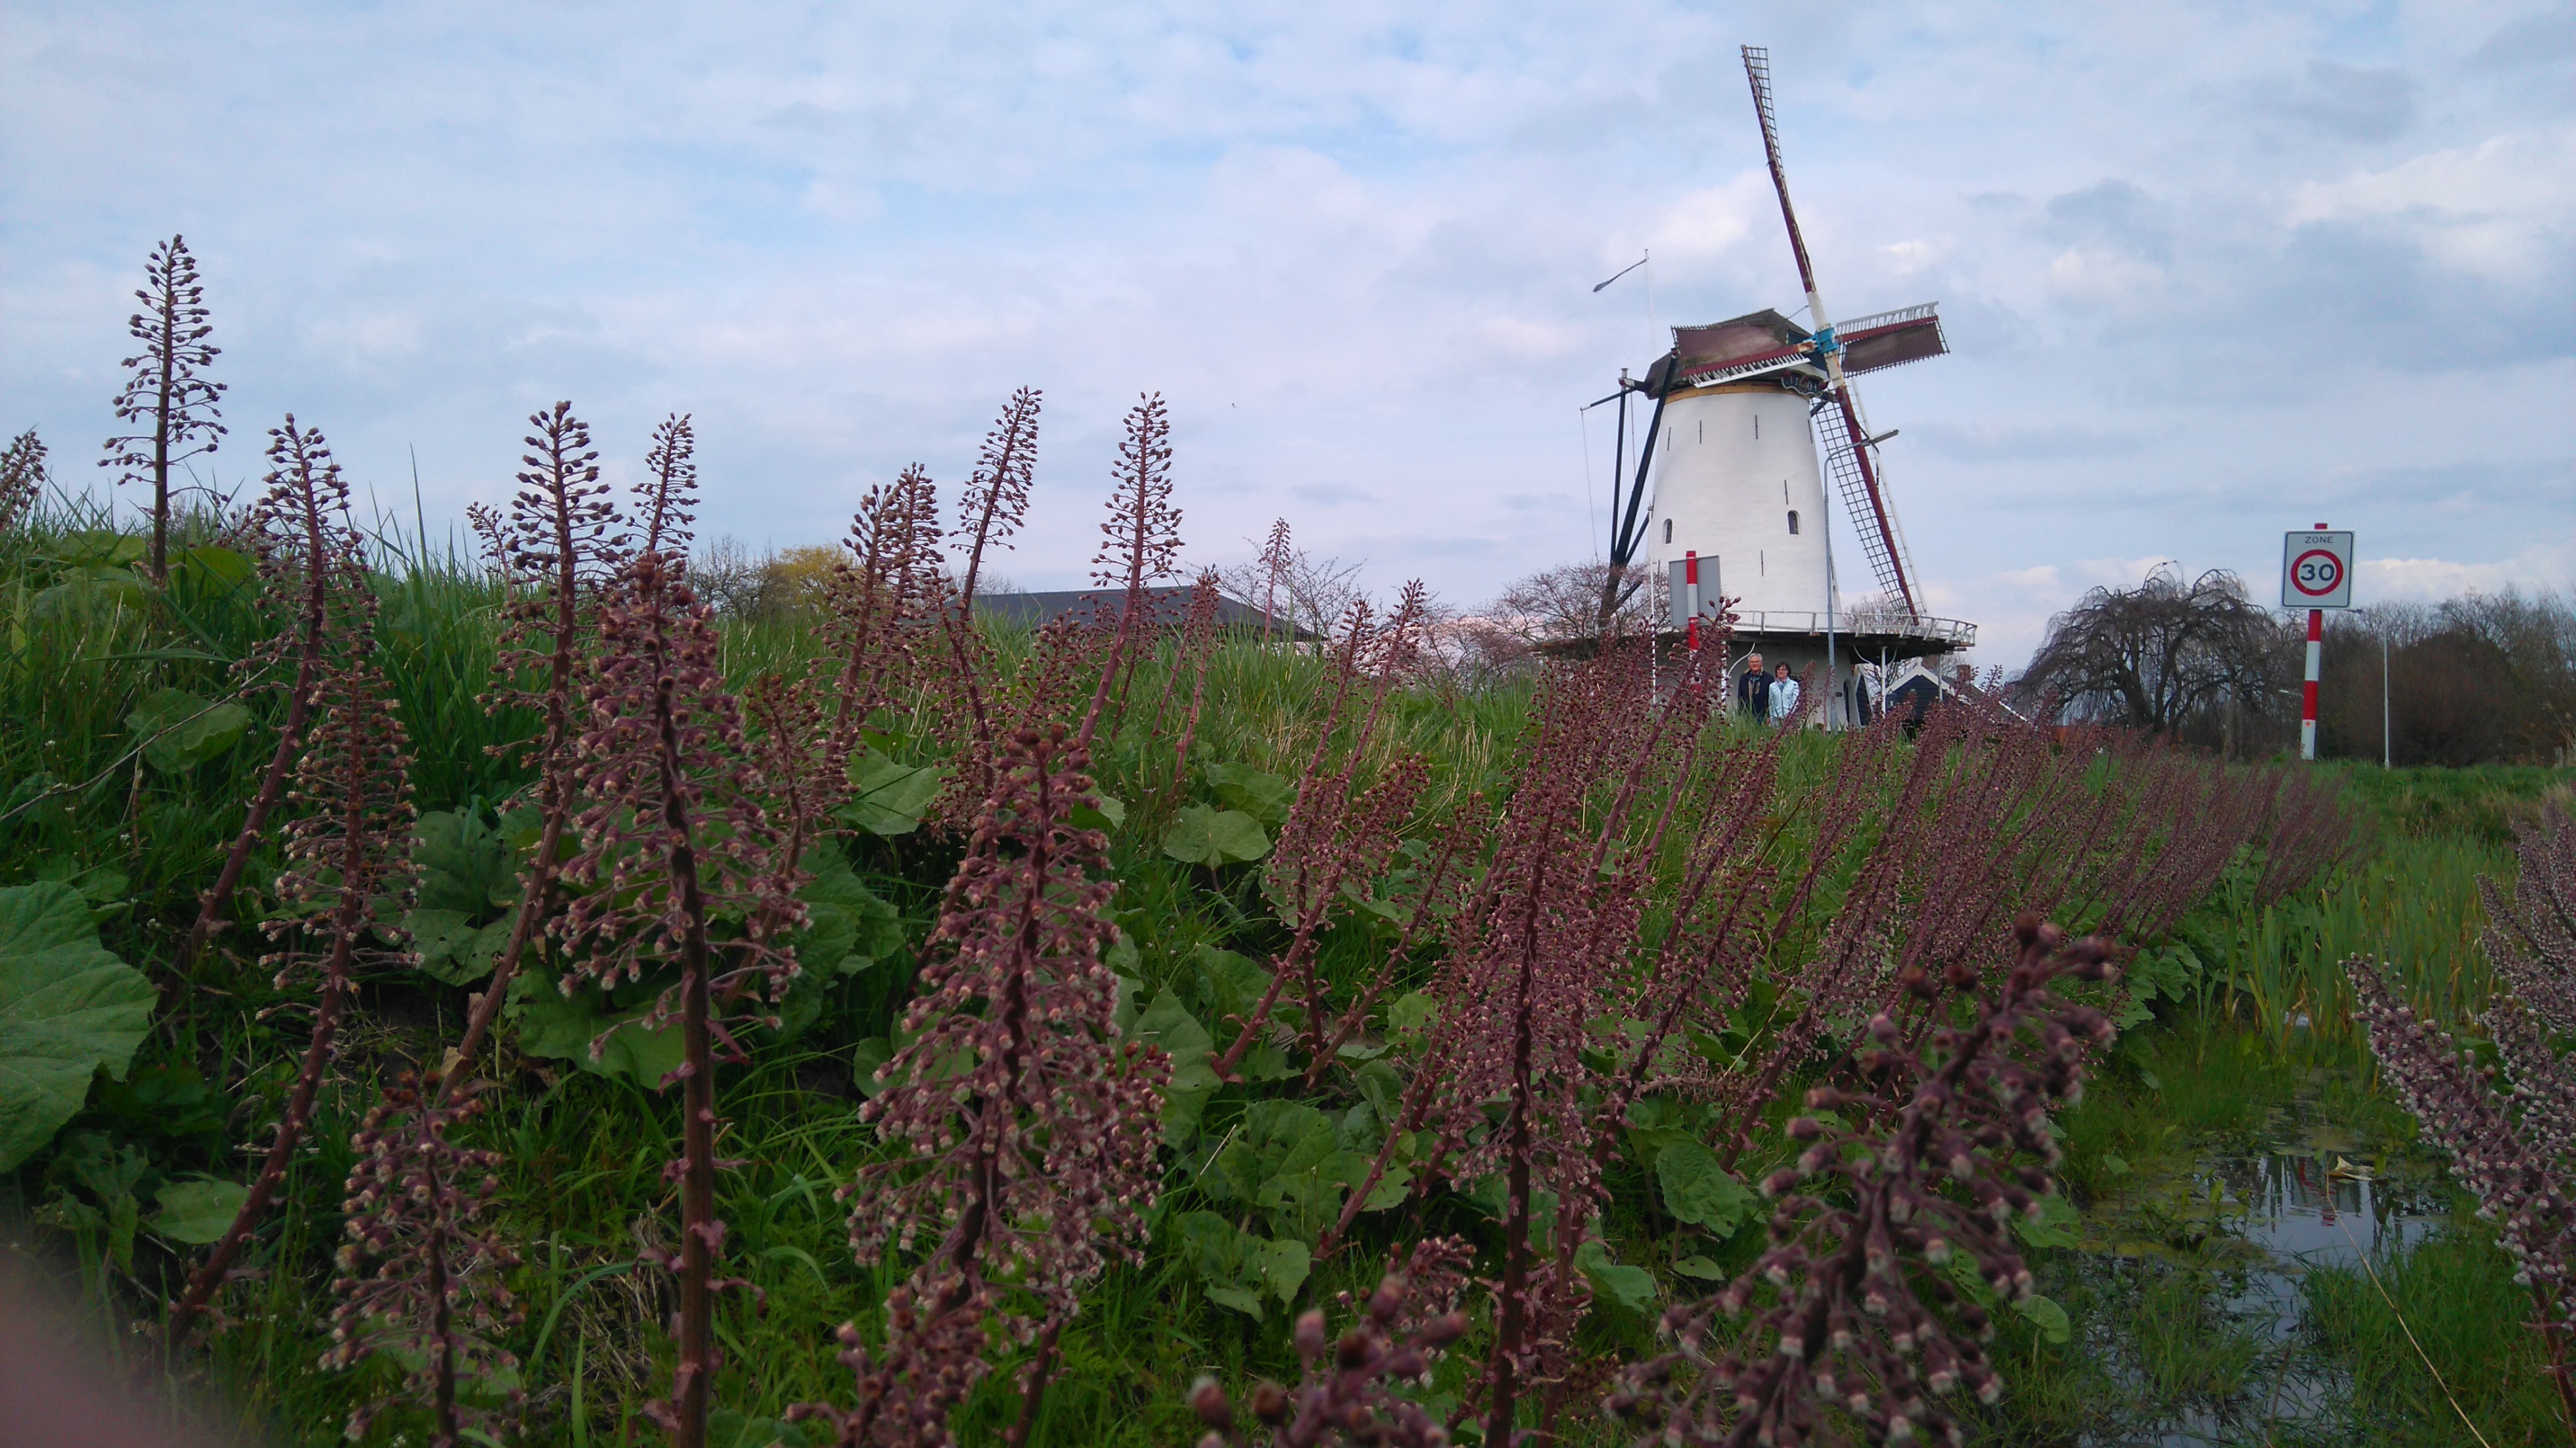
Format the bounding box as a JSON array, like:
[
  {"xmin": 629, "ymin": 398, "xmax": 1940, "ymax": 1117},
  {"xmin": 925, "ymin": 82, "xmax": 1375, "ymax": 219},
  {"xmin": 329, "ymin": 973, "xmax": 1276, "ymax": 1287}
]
[{"xmin": 2066, "ymin": 1106, "xmax": 2457, "ymax": 1445}]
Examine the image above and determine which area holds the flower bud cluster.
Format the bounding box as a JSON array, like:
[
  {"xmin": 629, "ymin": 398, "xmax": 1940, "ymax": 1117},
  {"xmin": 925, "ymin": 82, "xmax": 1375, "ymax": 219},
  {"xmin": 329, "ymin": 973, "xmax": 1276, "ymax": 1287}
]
[
  {"xmin": 1612, "ymin": 918, "xmax": 2113, "ymax": 1446},
  {"xmin": 804, "ymin": 723, "xmax": 1170, "ymax": 1445},
  {"xmin": 1191, "ymin": 1241, "xmax": 1473, "ymax": 1448},
  {"xmin": 2349, "ymin": 810, "xmax": 2576, "ymax": 1386},
  {"xmin": 326, "ymin": 1076, "xmax": 524, "ymax": 1447}
]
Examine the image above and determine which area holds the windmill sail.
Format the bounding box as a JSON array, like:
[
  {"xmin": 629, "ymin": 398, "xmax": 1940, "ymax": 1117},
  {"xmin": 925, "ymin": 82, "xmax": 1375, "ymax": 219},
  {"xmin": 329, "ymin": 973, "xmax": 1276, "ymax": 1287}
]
[
  {"xmin": 1741, "ymin": 43, "xmax": 1927, "ymax": 618},
  {"xmin": 1831, "ymin": 304, "xmax": 1948, "ymax": 376},
  {"xmin": 1815, "ymin": 391, "xmax": 1922, "ymax": 611}
]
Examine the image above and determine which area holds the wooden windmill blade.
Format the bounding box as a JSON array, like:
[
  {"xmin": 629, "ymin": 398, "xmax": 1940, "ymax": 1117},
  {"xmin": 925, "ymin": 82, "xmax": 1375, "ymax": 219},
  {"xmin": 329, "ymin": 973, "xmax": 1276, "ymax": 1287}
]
[
  {"xmin": 1830, "ymin": 304, "xmax": 1949, "ymax": 377},
  {"xmin": 1742, "ymin": 44, "xmax": 1927, "ymax": 620}
]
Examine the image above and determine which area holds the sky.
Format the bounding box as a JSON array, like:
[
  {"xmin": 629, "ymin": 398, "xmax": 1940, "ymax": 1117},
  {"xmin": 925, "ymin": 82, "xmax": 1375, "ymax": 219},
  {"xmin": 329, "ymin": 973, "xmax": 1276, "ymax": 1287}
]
[{"xmin": 5, "ymin": 1, "xmax": 2570, "ymax": 669}]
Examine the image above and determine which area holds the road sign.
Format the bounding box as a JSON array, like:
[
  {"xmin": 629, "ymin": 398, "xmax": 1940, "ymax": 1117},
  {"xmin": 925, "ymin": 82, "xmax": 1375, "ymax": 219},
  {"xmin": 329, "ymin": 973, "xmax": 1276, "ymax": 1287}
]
[
  {"xmin": 1667, "ymin": 555, "xmax": 1724, "ymax": 631},
  {"xmin": 2282, "ymin": 530, "xmax": 2355, "ymax": 610}
]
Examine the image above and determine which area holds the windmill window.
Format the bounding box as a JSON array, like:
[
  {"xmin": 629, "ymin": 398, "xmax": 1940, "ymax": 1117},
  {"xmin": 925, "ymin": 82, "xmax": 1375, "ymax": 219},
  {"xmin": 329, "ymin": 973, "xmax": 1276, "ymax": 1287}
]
[
  {"xmin": 1663, "ymin": 519, "xmax": 1672, "ymax": 544},
  {"xmin": 1787, "ymin": 510, "xmax": 1801, "ymax": 535},
  {"xmin": 1754, "ymin": 413, "xmax": 1760, "ymax": 440}
]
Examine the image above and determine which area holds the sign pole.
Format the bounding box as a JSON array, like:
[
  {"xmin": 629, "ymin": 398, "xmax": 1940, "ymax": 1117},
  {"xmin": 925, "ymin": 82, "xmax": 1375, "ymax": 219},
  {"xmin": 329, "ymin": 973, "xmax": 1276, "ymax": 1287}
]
[
  {"xmin": 1685, "ymin": 551, "xmax": 1700, "ymax": 660},
  {"xmin": 2299, "ymin": 519, "xmax": 2331, "ymax": 760},
  {"xmin": 2282, "ymin": 520, "xmax": 2353, "ymax": 763},
  {"xmin": 2301, "ymin": 605, "xmax": 2323, "ymax": 761}
]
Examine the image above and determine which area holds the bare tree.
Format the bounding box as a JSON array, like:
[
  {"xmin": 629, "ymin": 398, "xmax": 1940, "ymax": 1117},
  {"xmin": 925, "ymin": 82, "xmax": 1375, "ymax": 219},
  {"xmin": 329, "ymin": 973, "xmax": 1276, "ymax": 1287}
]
[
  {"xmin": 1216, "ymin": 539, "xmax": 1366, "ymax": 640},
  {"xmin": 2017, "ymin": 566, "xmax": 2292, "ymax": 752},
  {"xmin": 1456, "ymin": 560, "xmax": 1664, "ymax": 668},
  {"xmin": 103, "ymin": 236, "xmax": 227, "ymax": 579},
  {"xmin": 2322, "ymin": 589, "xmax": 2576, "ymax": 766}
]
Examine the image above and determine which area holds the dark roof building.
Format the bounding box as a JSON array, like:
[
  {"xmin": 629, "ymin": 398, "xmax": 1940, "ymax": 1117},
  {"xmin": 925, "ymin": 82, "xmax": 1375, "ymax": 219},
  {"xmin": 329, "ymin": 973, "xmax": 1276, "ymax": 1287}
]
[{"xmin": 970, "ymin": 587, "xmax": 1319, "ymax": 639}]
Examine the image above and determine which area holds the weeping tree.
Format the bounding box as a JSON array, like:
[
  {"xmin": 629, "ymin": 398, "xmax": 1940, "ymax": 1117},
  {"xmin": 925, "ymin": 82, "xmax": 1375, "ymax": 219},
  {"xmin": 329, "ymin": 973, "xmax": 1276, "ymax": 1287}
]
[{"xmin": 2017, "ymin": 564, "xmax": 2293, "ymax": 754}]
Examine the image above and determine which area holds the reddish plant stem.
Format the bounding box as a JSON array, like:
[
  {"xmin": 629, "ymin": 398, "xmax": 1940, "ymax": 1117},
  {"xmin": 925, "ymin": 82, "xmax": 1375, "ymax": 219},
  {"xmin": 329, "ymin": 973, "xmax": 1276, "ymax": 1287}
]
[
  {"xmin": 1304, "ymin": 818, "xmax": 1471, "ymax": 1089},
  {"xmin": 2533, "ymin": 1284, "xmax": 2576, "ymax": 1440},
  {"xmin": 1007, "ymin": 1319, "xmax": 1064, "ymax": 1447},
  {"xmin": 1483, "ymin": 881, "xmax": 1547, "ymax": 1447},
  {"xmin": 166, "ymin": 916, "xmax": 357, "ymax": 1342},
  {"xmin": 175, "ymin": 521, "xmax": 330, "ymax": 979},
  {"xmin": 424, "ymin": 1144, "xmax": 459, "ymax": 1447},
  {"xmin": 651, "ymin": 600, "xmax": 720, "ymax": 1448},
  {"xmin": 430, "ymin": 478, "xmax": 589, "ymax": 1104}
]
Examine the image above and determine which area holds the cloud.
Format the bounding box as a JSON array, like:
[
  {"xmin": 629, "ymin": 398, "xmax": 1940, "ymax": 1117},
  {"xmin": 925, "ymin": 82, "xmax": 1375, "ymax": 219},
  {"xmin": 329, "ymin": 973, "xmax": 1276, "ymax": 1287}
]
[
  {"xmin": 2262, "ymin": 60, "xmax": 2417, "ymax": 144},
  {"xmin": 0, "ymin": 0, "xmax": 2564, "ymax": 669},
  {"xmin": 2288, "ymin": 129, "xmax": 2576, "ymax": 281},
  {"xmin": 2361, "ymin": 538, "xmax": 2576, "ymax": 602}
]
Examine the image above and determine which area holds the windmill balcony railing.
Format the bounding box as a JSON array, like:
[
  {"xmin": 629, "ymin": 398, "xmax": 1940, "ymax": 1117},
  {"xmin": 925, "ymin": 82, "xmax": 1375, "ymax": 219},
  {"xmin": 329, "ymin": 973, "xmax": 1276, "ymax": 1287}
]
[{"xmin": 1709, "ymin": 610, "xmax": 1977, "ymax": 649}]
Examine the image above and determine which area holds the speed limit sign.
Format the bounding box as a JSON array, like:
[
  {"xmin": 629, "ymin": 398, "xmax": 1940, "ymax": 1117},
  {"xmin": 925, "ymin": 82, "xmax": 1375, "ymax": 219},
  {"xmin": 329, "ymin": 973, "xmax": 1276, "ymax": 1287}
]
[{"xmin": 2282, "ymin": 530, "xmax": 2355, "ymax": 609}]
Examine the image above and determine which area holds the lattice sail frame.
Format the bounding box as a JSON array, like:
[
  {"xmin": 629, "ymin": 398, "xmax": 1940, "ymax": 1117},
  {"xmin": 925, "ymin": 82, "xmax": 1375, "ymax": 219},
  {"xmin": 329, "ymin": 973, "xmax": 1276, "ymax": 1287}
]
[{"xmin": 1813, "ymin": 390, "xmax": 1921, "ymax": 614}]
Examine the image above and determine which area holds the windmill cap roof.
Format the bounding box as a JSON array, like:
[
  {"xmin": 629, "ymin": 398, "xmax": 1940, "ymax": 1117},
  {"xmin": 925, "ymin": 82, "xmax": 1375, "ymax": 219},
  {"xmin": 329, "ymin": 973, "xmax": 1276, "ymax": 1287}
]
[{"xmin": 1673, "ymin": 309, "xmax": 1812, "ymax": 367}]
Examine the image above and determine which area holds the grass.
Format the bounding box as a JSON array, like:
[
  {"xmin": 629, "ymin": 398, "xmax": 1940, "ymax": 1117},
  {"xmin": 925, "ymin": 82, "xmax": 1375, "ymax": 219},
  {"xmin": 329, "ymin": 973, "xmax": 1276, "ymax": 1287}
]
[{"xmin": 3, "ymin": 497, "xmax": 2569, "ymax": 1447}]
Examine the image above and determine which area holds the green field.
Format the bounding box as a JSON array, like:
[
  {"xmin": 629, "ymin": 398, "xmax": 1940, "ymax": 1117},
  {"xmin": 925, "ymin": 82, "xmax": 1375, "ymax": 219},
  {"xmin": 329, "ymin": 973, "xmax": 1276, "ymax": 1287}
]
[{"xmin": 1, "ymin": 489, "xmax": 2565, "ymax": 1448}]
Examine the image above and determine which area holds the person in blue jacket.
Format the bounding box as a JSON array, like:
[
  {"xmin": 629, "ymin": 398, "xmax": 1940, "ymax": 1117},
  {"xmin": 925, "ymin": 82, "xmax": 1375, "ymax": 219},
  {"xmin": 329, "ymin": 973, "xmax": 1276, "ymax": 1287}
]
[{"xmin": 1768, "ymin": 661, "xmax": 1804, "ymax": 726}]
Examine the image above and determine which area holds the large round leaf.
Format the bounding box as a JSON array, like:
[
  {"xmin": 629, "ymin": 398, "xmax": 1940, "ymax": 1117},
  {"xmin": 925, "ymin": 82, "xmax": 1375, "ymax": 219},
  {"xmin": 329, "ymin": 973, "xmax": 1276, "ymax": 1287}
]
[
  {"xmin": 1162, "ymin": 804, "xmax": 1271, "ymax": 866},
  {"xmin": 0, "ymin": 882, "xmax": 157, "ymax": 1170},
  {"xmin": 125, "ymin": 688, "xmax": 252, "ymax": 773}
]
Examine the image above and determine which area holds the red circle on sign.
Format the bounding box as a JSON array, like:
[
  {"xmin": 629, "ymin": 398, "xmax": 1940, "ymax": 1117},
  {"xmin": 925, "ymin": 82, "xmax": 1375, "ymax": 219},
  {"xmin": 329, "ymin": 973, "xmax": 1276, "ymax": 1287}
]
[{"xmin": 2291, "ymin": 548, "xmax": 2343, "ymax": 597}]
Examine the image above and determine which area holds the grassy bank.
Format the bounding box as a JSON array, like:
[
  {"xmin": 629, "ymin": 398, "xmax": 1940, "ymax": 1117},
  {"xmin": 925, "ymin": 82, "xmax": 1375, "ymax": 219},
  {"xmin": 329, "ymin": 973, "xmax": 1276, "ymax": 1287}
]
[{"xmin": 0, "ymin": 491, "xmax": 2553, "ymax": 1448}]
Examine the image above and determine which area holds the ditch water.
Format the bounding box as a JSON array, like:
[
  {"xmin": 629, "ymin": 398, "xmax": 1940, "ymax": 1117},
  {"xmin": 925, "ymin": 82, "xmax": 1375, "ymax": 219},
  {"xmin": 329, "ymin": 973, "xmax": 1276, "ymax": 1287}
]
[{"xmin": 2058, "ymin": 1077, "xmax": 2461, "ymax": 1447}]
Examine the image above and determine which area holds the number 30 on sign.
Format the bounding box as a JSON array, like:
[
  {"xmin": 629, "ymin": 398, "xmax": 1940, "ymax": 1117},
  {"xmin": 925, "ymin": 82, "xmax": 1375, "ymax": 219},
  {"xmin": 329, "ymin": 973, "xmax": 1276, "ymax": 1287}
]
[{"xmin": 2281, "ymin": 530, "xmax": 2355, "ymax": 610}]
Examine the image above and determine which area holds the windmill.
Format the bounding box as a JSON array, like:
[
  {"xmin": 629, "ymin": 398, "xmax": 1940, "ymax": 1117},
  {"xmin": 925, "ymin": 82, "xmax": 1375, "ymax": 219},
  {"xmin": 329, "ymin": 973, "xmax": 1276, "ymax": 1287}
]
[{"xmin": 1592, "ymin": 44, "xmax": 1972, "ymax": 718}]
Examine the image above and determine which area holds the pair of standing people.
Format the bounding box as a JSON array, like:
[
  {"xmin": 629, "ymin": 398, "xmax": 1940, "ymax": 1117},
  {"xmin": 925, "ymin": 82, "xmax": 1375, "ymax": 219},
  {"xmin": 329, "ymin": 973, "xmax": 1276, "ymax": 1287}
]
[{"xmin": 1735, "ymin": 652, "xmax": 1803, "ymax": 726}]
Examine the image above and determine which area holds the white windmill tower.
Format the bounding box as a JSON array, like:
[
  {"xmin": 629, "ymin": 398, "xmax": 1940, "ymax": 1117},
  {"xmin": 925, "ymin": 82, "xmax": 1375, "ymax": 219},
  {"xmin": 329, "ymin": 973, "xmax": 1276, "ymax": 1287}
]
[{"xmin": 1595, "ymin": 46, "xmax": 1974, "ymax": 719}]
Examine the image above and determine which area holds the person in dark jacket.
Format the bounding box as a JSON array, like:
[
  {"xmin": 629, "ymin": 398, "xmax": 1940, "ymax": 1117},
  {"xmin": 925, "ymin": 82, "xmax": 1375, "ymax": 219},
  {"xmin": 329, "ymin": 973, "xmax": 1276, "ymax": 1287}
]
[{"xmin": 1737, "ymin": 652, "xmax": 1770, "ymax": 722}]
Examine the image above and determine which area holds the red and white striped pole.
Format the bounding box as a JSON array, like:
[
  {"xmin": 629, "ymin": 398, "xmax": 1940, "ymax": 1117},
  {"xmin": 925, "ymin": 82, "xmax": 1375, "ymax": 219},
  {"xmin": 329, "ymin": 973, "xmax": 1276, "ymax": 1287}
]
[
  {"xmin": 1684, "ymin": 550, "xmax": 1701, "ymax": 658},
  {"xmin": 2301, "ymin": 521, "xmax": 2326, "ymax": 761}
]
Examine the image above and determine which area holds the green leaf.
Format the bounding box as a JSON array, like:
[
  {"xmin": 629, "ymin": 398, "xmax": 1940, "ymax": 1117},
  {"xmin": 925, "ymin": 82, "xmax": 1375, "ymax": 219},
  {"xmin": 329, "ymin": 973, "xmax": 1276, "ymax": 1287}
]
[
  {"xmin": 1203, "ymin": 1284, "xmax": 1266, "ymax": 1318},
  {"xmin": 1387, "ymin": 991, "xmax": 1438, "ymax": 1034},
  {"xmin": 1070, "ymin": 793, "xmax": 1126, "ymax": 832},
  {"xmin": 707, "ymin": 1409, "xmax": 811, "ymax": 1448},
  {"xmin": 850, "ymin": 1037, "xmax": 895, "ymax": 1097},
  {"xmin": 838, "ymin": 752, "xmax": 946, "ymax": 836},
  {"xmin": 1655, "ymin": 1139, "xmax": 1757, "ymax": 1235},
  {"xmin": 1256, "ymin": 1236, "xmax": 1312, "ymax": 1305},
  {"xmin": 33, "ymin": 858, "xmax": 127, "ymax": 907},
  {"xmin": 1191, "ymin": 945, "xmax": 1274, "ymax": 1026},
  {"xmin": 413, "ymin": 810, "xmax": 519, "ymax": 915},
  {"xmin": 2012, "ymin": 1293, "xmax": 2072, "ymax": 1344},
  {"xmin": 1202, "ymin": 763, "xmax": 1294, "ymax": 825},
  {"xmin": 150, "ymin": 1177, "xmax": 250, "ymax": 1244},
  {"xmin": 1162, "ymin": 805, "xmax": 1271, "ymax": 867},
  {"xmin": 1672, "ymin": 1255, "xmax": 1727, "ymax": 1281},
  {"xmin": 791, "ymin": 854, "xmax": 906, "ymax": 977},
  {"xmin": 33, "ymin": 570, "xmax": 148, "ymax": 620},
  {"xmin": 55, "ymin": 531, "xmax": 149, "ymax": 568},
  {"xmin": 0, "ymin": 883, "xmax": 157, "ymax": 1170},
  {"xmin": 172, "ymin": 544, "xmax": 256, "ymax": 589},
  {"xmin": 1132, "ymin": 990, "xmax": 1216, "ymax": 1144},
  {"xmin": 1173, "ymin": 1211, "xmax": 1312, "ymax": 1319},
  {"xmin": 2012, "ymin": 1192, "xmax": 2081, "ymax": 1252},
  {"xmin": 1210, "ymin": 1100, "xmax": 1368, "ymax": 1242},
  {"xmin": 1574, "ymin": 1238, "xmax": 1657, "ymax": 1315},
  {"xmin": 503, "ymin": 968, "xmax": 685, "ymax": 1087},
  {"xmin": 124, "ymin": 688, "xmax": 251, "ymax": 773},
  {"xmin": 63, "ymin": 1131, "xmax": 149, "ymax": 1271},
  {"xmin": 406, "ymin": 907, "xmax": 519, "ymax": 985}
]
